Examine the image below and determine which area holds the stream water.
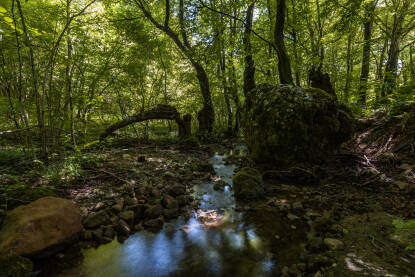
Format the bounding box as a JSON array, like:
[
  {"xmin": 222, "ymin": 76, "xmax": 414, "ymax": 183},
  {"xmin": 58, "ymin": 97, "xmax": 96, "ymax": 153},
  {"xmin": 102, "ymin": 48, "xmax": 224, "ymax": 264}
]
[{"xmin": 61, "ymin": 150, "xmax": 276, "ymax": 277}]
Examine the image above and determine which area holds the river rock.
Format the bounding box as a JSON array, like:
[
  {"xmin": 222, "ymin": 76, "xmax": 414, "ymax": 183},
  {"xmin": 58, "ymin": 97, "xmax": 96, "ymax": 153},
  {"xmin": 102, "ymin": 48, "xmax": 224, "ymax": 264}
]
[
  {"xmin": 213, "ymin": 180, "xmax": 227, "ymax": 191},
  {"xmin": 243, "ymin": 84, "xmax": 354, "ymax": 165},
  {"xmin": 0, "ymin": 197, "xmax": 82, "ymax": 258},
  {"xmin": 120, "ymin": 210, "xmax": 134, "ymax": 224},
  {"xmin": 169, "ymin": 184, "xmax": 186, "ymax": 196},
  {"xmin": 323, "ymin": 238, "xmax": 344, "ymax": 250},
  {"xmin": 162, "ymin": 195, "xmax": 179, "ymax": 210},
  {"xmin": 103, "ymin": 226, "xmax": 115, "ymax": 239},
  {"xmin": 233, "ymin": 167, "xmax": 264, "ymax": 200},
  {"xmin": 116, "ymin": 219, "xmax": 130, "ymax": 237},
  {"xmin": 145, "ymin": 204, "xmax": 163, "ymax": 219},
  {"xmin": 127, "ymin": 204, "xmax": 146, "ymax": 221},
  {"xmin": 83, "ymin": 209, "xmax": 110, "ymax": 228},
  {"xmin": 164, "ymin": 208, "xmax": 178, "ymax": 219},
  {"xmin": 144, "ymin": 217, "xmax": 164, "ymax": 230},
  {"xmin": 92, "ymin": 228, "xmax": 104, "ymax": 241}
]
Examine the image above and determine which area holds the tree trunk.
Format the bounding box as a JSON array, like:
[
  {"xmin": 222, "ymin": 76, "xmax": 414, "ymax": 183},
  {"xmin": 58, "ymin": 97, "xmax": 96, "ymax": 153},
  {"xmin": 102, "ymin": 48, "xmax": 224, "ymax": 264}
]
[
  {"xmin": 100, "ymin": 105, "xmax": 190, "ymax": 140},
  {"xmin": 66, "ymin": 0, "xmax": 76, "ymax": 147},
  {"xmin": 358, "ymin": 0, "xmax": 376, "ymax": 104},
  {"xmin": 136, "ymin": 0, "xmax": 214, "ymax": 134},
  {"xmin": 382, "ymin": 34, "xmax": 401, "ymax": 96},
  {"xmin": 344, "ymin": 33, "xmax": 353, "ymax": 102},
  {"xmin": 275, "ymin": 0, "xmax": 293, "ymax": 85},
  {"xmin": 410, "ymin": 45, "xmax": 415, "ymax": 81},
  {"xmin": 243, "ymin": 3, "xmax": 255, "ymax": 97}
]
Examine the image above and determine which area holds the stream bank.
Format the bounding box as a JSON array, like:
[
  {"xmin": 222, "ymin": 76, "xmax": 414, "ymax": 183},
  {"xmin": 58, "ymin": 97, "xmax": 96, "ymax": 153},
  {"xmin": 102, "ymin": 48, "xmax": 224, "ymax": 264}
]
[{"xmin": 53, "ymin": 145, "xmax": 306, "ymax": 277}]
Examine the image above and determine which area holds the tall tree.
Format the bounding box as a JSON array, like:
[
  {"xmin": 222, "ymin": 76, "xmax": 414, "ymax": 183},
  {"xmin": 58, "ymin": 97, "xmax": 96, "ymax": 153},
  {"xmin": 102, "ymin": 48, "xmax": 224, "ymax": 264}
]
[
  {"xmin": 243, "ymin": 2, "xmax": 255, "ymax": 96},
  {"xmin": 358, "ymin": 0, "xmax": 377, "ymax": 104},
  {"xmin": 134, "ymin": 0, "xmax": 215, "ymax": 134},
  {"xmin": 274, "ymin": 0, "xmax": 293, "ymax": 85}
]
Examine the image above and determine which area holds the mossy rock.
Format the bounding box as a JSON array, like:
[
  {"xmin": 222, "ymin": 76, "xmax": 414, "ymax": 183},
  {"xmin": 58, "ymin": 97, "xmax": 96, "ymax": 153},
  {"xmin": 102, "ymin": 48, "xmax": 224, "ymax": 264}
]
[
  {"xmin": 243, "ymin": 84, "xmax": 355, "ymax": 165},
  {"xmin": 233, "ymin": 167, "xmax": 263, "ymax": 200},
  {"xmin": 2, "ymin": 183, "xmax": 56, "ymax": 210},
  {"xmin": 0, "ymin": 256, "xmax": 33, "ymax": 277},
  {"xmin": 179, "ymin": 136, "xmax": 200, "ymax": 149}
]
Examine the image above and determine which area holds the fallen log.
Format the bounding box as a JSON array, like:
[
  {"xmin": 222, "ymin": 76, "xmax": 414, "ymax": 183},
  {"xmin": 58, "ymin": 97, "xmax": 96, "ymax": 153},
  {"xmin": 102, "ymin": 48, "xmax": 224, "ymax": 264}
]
[
  {"xmin": 100, "ymin": 105, "xmax": 191, "ymax": 140},
  {"xmin": 0, "ymin": 125, "xmax": 39, "ymax": 136}
]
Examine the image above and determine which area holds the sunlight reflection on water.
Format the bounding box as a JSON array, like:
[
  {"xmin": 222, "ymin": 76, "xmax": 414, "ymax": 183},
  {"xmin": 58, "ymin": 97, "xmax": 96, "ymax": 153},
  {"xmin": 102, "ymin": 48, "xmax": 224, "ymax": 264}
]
[{"xmin": 63, "ymin": 152, "xmax": 275, "ymax": 277}]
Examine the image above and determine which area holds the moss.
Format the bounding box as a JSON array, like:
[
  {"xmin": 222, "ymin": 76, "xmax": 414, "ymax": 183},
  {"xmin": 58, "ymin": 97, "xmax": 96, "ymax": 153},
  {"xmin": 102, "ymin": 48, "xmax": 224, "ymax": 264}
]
[
  {"xmin": 243, "ymin": 84, "xmax": 355, "ymax": 165},
  {"xmin": 233, "ymin": 167, "xmax": 263, "ymax": 200},
  {"xmin": 2, "ymin": 183, "xmax": 56, "ymax": 210},
  {"xmin": 180, "ymin": 136, "xmax": 200, "ymax": 149},
  {"xmin": 0, "ymin": 256, "xmax": 33, "ymax": 277}
]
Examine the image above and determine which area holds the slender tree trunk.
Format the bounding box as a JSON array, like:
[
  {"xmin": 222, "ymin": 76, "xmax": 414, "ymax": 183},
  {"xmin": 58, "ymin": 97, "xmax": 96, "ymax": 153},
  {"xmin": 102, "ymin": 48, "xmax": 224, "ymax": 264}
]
[
  {"xmin": 66, "ymin": 0, "xmax": 76, "ymax": 147},
  {"xmin": 410, "ymin": 45, "xmax": 415, "ymax": 81},
  {"xmin": 358, "ymin": 0, "xmax": 376, "ymax": 104},
  {"xmin": 275, "ymin": 0, "xmax": 293, "ymax": 85},
  {"xmin": 243, "ymin": 3, "xmax": 255, "ymax": 96},
  {"xmin": 16, "ymin": 0, "xmax": 42, "ymax": 153},
  {"xmin": 229, "ymin": 8, "xmax": 240, "ymax": 135},
  {"xmin": 344, "ymin": 33, "xmax": 353, "ymax": 102},
  {"xmin": 220, "ymin": 53, "xmax": 233, "ymax": 134},
  {"xmin": 382, "ymin": 33, "xmax": 401, "ymax": 96},
  {"xmin": 376, "ymin": 36, "xmax": 388, "ymax": 100}
]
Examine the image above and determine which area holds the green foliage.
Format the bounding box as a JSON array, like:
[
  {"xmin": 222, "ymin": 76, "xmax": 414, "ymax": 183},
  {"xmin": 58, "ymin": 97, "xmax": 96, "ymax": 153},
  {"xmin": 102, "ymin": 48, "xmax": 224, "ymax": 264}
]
[
  {"xmin": 2, "ymin": 183, "xmax": 56, "ymax": 210},
  {"xmin": 0, "ymin": 150, "xmax": 25, "ymax": 167},
  {"xmin": 393, "ymin": 219, "xmax": 415, "ymax": 251},
  {"xmin": 180, "ymin": 136, "xmax": 200, "ymax": 149},
  {"xmin": 393, "ymin": 219, "xmax": 415, "ymax": 229}
]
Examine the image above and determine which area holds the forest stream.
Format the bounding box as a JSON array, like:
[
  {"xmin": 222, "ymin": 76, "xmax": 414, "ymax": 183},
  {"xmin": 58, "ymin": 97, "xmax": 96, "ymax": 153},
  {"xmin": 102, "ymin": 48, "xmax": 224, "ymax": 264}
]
[{"xmin": 58, "ymin": 147, "xmax": 287, "ymax": 277}]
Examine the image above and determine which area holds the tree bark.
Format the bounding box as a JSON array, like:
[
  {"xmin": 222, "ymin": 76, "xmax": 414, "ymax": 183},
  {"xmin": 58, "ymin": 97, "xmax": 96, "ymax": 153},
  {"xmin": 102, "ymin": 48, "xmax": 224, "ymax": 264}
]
[
  {"xmin": 274, "ymin": 0, "xmax": 293, "ymax": 85},
  {"xmin": 243, "ymin": 3, "xmax": 255, "ymax": 97},
  {"xmin": 358, "ymin": 0, "xmax": 376, "ymax": 104},
  {"xmin": 100, "ymin": 105, "xmax": 191, "ymax": 140},
  {"xmin": 135, "ymin": 0, "xmax": 214, "ymax": 134}
]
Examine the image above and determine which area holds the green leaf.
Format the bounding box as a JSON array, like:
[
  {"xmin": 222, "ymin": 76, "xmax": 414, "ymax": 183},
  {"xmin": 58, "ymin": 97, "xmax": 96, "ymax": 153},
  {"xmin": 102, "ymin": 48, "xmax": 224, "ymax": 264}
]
[
  {"xmin": 3, "ymin": 16, "xmax": 13, "ymax": 23},
  {"xmin": 0, "ymin": 6, "xmax": 6, "ymax": 14},
  {"xmin": 393, "ymin": 219, "xmax": 415, "ymax": 229},
  {"xmin": 405, "ymin": 242, "xmax": 415, "ymax": 251}
]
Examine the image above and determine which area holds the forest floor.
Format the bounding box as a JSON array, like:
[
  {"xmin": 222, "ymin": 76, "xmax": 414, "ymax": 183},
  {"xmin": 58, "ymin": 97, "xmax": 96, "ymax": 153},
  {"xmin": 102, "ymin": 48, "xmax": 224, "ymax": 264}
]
[
  {"xmin": 2, "ymin": 108, "xmax": 415, "ymax": 277},
  {"xmin": 245, "ymin": 106, "xmax": 415, "ymax": 276}
]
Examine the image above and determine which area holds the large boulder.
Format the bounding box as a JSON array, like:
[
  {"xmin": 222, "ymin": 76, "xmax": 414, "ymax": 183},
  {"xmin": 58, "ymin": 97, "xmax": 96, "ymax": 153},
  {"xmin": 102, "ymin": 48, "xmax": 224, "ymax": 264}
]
[
  {"xmin": 243, "ymin": 84, "xmax": 354, "ymax": 165},
  {"xmin": 233, "ymin": 167, "xmax": 264, "ymax": 200},
  {"xmin": 0, "ymin": 197, "xmax": 82, "ymax": 258}
]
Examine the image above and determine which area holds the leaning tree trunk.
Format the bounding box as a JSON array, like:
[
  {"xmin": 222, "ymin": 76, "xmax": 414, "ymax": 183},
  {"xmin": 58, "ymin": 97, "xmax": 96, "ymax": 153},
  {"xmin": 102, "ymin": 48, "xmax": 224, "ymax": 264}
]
[{"xmin": 100, "ymin": 104, "xmax": 191, "ymax": 140}]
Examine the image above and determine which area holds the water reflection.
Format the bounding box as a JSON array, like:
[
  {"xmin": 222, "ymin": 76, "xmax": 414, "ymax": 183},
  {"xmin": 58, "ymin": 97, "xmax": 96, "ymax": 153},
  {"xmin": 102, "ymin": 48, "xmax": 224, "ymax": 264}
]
[{"xmin": 63, "ymin": 153, "xmax": 275, "ymax": 277}]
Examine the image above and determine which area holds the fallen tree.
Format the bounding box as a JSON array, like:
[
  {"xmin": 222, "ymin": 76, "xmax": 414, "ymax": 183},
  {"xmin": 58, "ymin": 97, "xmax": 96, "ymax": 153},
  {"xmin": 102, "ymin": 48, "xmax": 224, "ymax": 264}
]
[{"xmin": 100, "ymin": 105, "xmax": 191, "ymax": 140}]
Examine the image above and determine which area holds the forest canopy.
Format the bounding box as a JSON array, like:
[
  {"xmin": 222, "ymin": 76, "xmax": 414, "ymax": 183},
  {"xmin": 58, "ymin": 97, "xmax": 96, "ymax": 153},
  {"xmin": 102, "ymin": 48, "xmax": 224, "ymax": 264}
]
[{"xmin": 0, "ymin": 0, "xmax": 415, "ymax": 155}]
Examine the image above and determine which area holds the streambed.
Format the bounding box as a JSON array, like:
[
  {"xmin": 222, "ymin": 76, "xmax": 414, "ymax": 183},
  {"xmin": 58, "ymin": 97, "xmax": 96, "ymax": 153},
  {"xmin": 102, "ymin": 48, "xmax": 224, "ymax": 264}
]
[{"xmin": 60, "ymin": 151, "xmax": 278, "ymax": 277}]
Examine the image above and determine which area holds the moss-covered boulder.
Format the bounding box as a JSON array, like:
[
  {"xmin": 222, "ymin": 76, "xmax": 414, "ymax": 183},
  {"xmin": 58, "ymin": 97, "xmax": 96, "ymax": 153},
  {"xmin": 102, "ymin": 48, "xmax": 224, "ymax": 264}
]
[
  {"xmin": 243, "ymin": 84, "xmax": 354, "ymax": 165},
  {"xmin": 233, "ymin": 167, "xmax": 263, "ymax": 200},
  {"xmin": 2, "ymin": 183, "xmax": 56, "ymax": 210},
  {"xmin": 0, "ymin": 197, "xmax": 82, "ymax": 258},
  {"xmin": 0, "ymin": 256, "xmax": 33, "ymax": 277},
  {"xmin": 179, "ymin": 136, "xmax": 200, "ymax": 149}
]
